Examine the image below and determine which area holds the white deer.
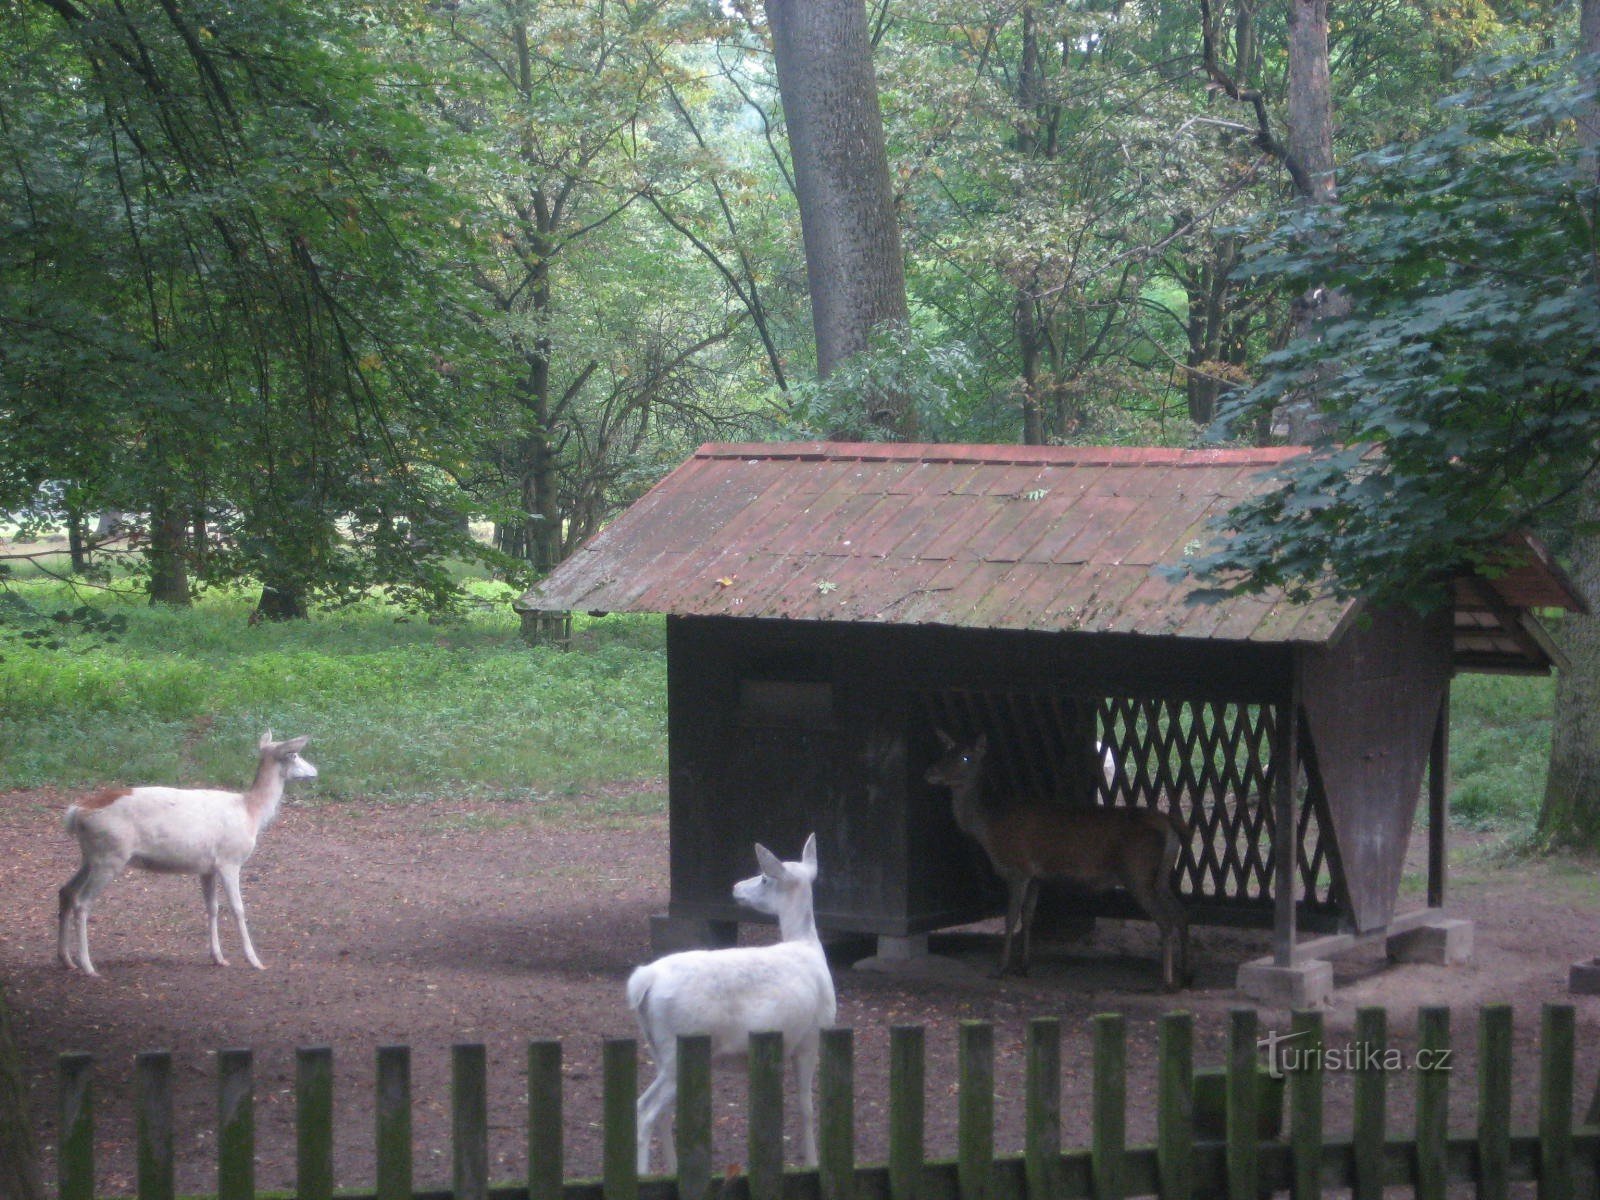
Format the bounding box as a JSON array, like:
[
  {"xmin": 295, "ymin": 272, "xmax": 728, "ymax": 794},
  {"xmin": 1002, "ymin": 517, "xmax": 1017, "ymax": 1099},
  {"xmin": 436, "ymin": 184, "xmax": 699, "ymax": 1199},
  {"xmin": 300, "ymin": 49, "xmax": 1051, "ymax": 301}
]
[
  {"xmin": 57, "ymin": 731, "xmax": 316, "ymax": 976},
  {"xmin": 626, "ymin": 833, "xmax": 836, "ymax": 1174}
]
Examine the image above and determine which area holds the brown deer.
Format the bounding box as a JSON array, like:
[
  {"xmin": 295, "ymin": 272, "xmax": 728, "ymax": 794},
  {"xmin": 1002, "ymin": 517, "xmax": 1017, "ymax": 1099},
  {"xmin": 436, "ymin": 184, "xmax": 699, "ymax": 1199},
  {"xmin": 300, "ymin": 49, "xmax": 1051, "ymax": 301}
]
[{"xmin": 924, "ymin": 730, "xmax": 1189, "ymax": 990}]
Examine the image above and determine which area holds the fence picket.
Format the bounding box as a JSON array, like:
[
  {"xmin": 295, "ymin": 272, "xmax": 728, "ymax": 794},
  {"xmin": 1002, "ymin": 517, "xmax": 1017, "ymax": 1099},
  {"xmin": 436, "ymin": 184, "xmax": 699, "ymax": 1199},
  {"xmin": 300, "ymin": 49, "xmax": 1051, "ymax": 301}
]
[
  {"xmin": 376, "ymin": 1045, "xmax": 413, "ymax": 1200},
  {"xmin": 820, "ymin": 1027, "xmax": 855, "ymax": 1200},
  {"xmin": 747, "ymin": 1031, "xmax": 784, "ymax": 1200},
  {"xmin": 1351, "ymin": 1007, "xmax": 1386, "ymax": 1200},
  {"xmin": 1092, "ymin": 1013, "xmax": 1125, "ymax": 1200},
  {"xmin": 1287, "ymin": 1009, "xmax": 1324, "ymax": 1200},
  {"xmin": 889, "ymin": 1026, "xmax": 925, "ymax": 1200},
  {"xmin": 216, "ymin": 1049, "xmax": 253, "ymax": 1200},
  {"xmin": 1414, "ymin": 1008, "xmax": 1449, "ymax": 1200},
  {"xmin": 958, "ymin": 1021, "xmax": 994, "ymax": 1200},
  {"xmin": 1478, "ymin": 1005, "xmax": 1513, "ymax": 1200},
  {"xmin": 1155, "ymin": 1012, "xmax": 1192, "ymax": 1200},
  {"xmin": 526, "ymin": 1041, "xmax": 563, "ymax": 1200},
  {"xmin": 601, "ymin": 1039, "xmax": 637, "ymax": 1200},
  {"xmin": 135, "ymin": 1052, "xmax": 173, "ymax": 1200},
  {"xmin": 452, "ymin": 1044, "xmax": 488, "ymax": 1200},
  {"xmin": 1026, "ymin": 1018, "xmax": 1062, "ymax": 1200},
  {"xmin": 57, "ymin": 1052, "xmax": 93, "ymax": 1200},
  {"xmin": 1539, "ymin": 1005, "xmax": 1574, "ymax": 1200},
  {"xmin": 674, "ymin": 1036, "xmax": 712, "ymax": 1200},
  {"xmin": 296, "ymin": 1047, "xmax": 334, "ymax": 1200},
  {"xmin": 1224, "ymin": 1009, "xmax": 1256, "ymax": 1200}
]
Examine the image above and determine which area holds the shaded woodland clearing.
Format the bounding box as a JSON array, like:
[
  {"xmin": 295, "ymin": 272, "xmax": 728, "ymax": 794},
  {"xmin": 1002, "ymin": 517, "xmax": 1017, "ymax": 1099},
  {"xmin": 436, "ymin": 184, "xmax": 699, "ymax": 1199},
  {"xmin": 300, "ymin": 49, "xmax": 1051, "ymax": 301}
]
[{"xmin": 3, "ymin": 788, "xmax": 1599, "ymax": 1195}]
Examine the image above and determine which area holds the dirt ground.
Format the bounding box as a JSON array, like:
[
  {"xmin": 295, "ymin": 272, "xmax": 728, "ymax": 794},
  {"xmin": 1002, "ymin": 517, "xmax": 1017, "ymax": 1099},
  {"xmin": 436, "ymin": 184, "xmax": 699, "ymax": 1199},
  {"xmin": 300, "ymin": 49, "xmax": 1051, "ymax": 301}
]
[{"xmin": 4, "ymin": 785, "xmax": 1599, "ymax": 1195}]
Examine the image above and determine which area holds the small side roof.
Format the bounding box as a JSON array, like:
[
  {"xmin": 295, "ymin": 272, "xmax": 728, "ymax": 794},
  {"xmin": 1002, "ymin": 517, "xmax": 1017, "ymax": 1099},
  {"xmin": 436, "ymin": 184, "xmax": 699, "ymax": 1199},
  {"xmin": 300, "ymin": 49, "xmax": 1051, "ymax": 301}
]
[{"xmin": 519, "ymin": 442, "xmax": 1584, "ymax": 669}]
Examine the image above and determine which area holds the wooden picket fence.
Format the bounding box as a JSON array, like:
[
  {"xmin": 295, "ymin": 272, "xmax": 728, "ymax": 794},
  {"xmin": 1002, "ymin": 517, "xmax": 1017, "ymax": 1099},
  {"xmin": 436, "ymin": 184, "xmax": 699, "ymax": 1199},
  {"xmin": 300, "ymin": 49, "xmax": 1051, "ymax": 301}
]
[{"xmin": 53, "ymin": 1004, "xmax": 1600, "ymax": 1200}]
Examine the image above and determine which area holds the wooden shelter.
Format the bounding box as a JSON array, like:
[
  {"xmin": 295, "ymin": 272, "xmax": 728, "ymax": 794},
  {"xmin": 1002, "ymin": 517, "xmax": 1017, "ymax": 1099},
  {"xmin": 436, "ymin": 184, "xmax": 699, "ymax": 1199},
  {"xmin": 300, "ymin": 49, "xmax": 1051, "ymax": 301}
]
[{"xmin": 518, "ymin": 443, "xmax": 1582, "ymax": 995}]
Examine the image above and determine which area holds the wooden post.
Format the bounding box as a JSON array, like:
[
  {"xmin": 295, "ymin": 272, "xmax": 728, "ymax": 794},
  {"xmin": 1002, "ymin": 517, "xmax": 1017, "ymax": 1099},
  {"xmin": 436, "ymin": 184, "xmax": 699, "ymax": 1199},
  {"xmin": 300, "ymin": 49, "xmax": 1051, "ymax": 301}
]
[
  {"xmin": 674, "ymin": 1036, "xmax": 713, "ymax": 1200},
  {"xmin": 1428, "ymin": 689, "xmax": 1450, "ymax": 909},
  {"xmin": 1287, "ymin": 1009, "xmax": 1324, "ymax": 1200},
  {"xmin": 1155, "ymin": 1013, "xmax": 1194, "ymax": 1200},
  {"xmin": 217, "ymin": 1049, "xmax": 254, "ymax": 1200},
  {"xmin": 1092, "ymin": 1013, "xmax": 1126, "ymax": 1200},
  {"xmin": 376, "ymin": 1045, "xmax": 413, "ymax": 1200},
  {"xmin": 1479, "ymin": 1006, "xmax": 1513, "ymax": 1200},
  {"xmin": 296, "ymin": 1048, "xmax": 334, "ymax": 1200},
  {"xmin": 1540, "ymin": 1005, "xmax": 1575, "ymax": 1200},
  {"xmin": 819, "ymin": 1028, "xmax": 855, "ymax": 1200},
  {"xmin": 135, "ymin": 1052, "xmax": 174, "ymax": 1200},
  {"xmin": 1414, "ymin": 1008, "xmax": 1449, "ymax": 1200},
  {"xmin": 1026, "ymin": 1019, "xmax": 1062, "ymax": 1200},
  {"xmin": 747, "ymin": 1032, "xmax": 784, "ymax": 1200},
  {"xmin": 1273, "ymin": 675, "xmax": 1302, "ymax": 967},
  {"xmin": 452, "ymin": 1044, "xmax": 488, "ymax": 1200},
  {"xmin": 958, "ymin": 1022, "xmax": 994, "ymax": 1200},
  {"xmin": 58, "ymin": 1053, "xmax": 94, "ymax": 1200},
  {"xmin": 1225, "ymin": 1009, "xmax": 1258, "ymax": 1200},
  {"xmin": 601, "ymin": 1039, "xmax": 637, "ymax": 1200},
  {"xmin": 527, "ymin": 1041, "xmax": 562, "ymax": 1200},
  {"xmin": 1351, "ymin": 1008, "xmax": 1386, "ymax": 1200},
  {"xmin": 888, "ymin": 1026, "xmax": 925, "ymax": 1200}
]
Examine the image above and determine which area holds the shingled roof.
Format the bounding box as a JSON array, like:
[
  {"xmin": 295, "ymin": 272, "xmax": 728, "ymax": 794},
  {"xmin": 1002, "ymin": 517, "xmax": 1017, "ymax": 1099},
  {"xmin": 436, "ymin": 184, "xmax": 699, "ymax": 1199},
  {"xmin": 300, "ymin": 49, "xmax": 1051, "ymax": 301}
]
[{"xmin": 518, "ymin": 442, "xmax": 1582, "ymax": 667}]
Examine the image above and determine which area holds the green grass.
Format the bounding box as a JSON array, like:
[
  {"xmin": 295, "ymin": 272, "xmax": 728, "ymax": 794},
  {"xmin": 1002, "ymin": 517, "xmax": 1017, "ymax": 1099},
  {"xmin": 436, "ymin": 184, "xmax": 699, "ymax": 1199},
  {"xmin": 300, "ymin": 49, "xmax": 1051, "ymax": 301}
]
[
  {"xmin": 0, "ymin": 579, "xmax": 666, "ymax": 801},
  {"xmin": 0, "ymin": 578, "xmax": 1560, "ymax": 840}
]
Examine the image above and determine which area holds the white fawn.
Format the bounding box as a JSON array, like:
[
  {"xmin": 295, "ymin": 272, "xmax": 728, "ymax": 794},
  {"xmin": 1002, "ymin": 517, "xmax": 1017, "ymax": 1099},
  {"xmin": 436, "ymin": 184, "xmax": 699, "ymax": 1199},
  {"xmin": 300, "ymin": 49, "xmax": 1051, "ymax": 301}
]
[
  {"xmin": 58, "ymin": 731, "xmax": 316, "ymax": 976},
  {"xmin": 625, "ymin": 833, "xmax": 836, "ymax": 1174},
  {"xmin": 925, "ymin": 730, "xmax": 1189, "ymax": 990}
]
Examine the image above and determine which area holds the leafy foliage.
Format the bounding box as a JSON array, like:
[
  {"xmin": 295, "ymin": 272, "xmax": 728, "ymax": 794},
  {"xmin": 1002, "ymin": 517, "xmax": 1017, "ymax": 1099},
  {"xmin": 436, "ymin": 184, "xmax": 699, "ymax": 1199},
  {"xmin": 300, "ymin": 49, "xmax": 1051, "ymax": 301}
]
[{"xmin": 1190, "ymin": 52, "xmax": 1600, "ymax": 609}]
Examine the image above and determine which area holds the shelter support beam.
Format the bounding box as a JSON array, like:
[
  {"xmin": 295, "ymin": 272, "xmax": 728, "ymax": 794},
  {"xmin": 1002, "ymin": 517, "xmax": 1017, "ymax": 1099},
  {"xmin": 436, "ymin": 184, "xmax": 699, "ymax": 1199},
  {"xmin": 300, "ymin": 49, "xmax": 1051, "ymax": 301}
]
[{"xmin": 1427, "ymin": 689, "xmax": 1449, "ymax": 908}]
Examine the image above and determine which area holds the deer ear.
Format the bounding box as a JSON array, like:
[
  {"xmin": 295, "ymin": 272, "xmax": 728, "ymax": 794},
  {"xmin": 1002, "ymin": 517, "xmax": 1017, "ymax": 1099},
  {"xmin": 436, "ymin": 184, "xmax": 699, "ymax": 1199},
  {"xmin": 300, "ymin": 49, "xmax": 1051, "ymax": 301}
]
[
  {"xmin": 801, "ymin": 833, "xmax": 818, "ymax": 872},
  {"xmin": 936, "ymin": 728, "xmax": 955, "ymax": 749},
  {"xmin": 974, "ymin": 732, "xmax": 988, "ymax": 755},
  {"xmin": 259, "ymin": 730, "xmax": 274, "ymax": 750},
  {"xmin": 754, "ymin": 842, "xmax": 784, "ymax": 880}
]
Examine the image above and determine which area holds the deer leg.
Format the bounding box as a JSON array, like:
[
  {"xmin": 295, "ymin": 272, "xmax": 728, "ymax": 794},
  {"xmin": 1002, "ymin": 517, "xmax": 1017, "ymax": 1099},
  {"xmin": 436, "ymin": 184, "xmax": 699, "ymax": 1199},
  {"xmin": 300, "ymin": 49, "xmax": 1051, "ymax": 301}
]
[
  {"xmin": 997, "ymin": 877, "xmax": 1028, "ymax": 976},
  {"xmin": 1018, "ymin": 877, "xmax": 1043, "ymax": 975},
  {"xmin": 201, "ymin": 872, "xmax": 228, "ymax": 965},
  {"xmin": 635, "ymin": 1038, "xmax": 678, "ymax": 1174},
  {"xmin": 72, "ymin": 858, "xmax": 126, "ymax": 978},
  {"xmin": 58, "ymin": 863, "xmax": 90, "ymax": 968},
  {"xmin": 795, "ymin": 1032, "xmax": 821, "ymax": 1166},
  {"xmin": 218, "ymin": 864, "xmax": 263, "ymax": 969}
]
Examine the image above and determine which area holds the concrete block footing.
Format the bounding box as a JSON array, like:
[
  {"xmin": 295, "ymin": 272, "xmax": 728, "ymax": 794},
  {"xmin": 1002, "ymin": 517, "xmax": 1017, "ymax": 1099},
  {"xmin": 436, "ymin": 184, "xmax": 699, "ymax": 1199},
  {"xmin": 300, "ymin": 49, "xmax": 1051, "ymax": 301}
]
[
  {"xmin": 1386, "ymin": 917, "xmax": 1474, "ymax": 966},
  {"xmin": 1236, "ymin": 956, "xmax": 1335, "ymax": 1008},
  {"xmin": 1569, "ymin": 957, "xmax": 1600, "ymax": 995}
]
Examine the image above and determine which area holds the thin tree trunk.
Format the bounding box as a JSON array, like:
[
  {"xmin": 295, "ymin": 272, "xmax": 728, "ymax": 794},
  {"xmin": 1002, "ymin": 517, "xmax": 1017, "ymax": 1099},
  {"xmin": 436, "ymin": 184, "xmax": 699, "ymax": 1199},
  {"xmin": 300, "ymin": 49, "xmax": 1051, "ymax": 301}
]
[
  {"xmin": 765, "ymin": 0, "xmax": 913, "ymax": 436},
  {"xmin": 66, "ymin": 505, "xmax": 88, "ymax": 574},
  {"xmin": 1536, "ymin": 0, "xmax": 1600, "ymax": 849},
  {"xmin": 147, "ymin": 488, "xmax": 191, "ymax": 606}
]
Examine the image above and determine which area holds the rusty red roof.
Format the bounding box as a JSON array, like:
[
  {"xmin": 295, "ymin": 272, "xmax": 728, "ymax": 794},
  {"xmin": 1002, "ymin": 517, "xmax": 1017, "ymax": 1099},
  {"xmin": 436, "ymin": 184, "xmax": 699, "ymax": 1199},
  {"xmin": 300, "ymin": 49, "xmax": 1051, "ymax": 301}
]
[{"xmin": 518, "ymin": 442, "xmax": 1581, "ymax": 657}]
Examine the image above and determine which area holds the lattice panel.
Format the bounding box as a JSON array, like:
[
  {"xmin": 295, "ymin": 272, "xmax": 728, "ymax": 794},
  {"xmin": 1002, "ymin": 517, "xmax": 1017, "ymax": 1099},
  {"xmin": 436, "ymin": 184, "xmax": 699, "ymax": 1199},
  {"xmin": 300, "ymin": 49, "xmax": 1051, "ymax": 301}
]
[{"xmin": 922, "ymin": 689, "xmax": 1342, "ymax": 918}]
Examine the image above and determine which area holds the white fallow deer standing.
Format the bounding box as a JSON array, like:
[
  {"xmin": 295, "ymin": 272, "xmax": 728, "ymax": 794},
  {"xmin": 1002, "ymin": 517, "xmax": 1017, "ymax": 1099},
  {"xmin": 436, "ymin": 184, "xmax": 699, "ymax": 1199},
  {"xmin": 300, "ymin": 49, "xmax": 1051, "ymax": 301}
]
[
  {"xmin": 925, "ymin": 730, "xmax": 1189, "ymax": 990},
  {"xmin": 57, "ymin": 731, "xmax": 316, "ymax": 976},
  {"xmin": 625, "ymin": 833, "xmax": 836, "ymax": 1174}
]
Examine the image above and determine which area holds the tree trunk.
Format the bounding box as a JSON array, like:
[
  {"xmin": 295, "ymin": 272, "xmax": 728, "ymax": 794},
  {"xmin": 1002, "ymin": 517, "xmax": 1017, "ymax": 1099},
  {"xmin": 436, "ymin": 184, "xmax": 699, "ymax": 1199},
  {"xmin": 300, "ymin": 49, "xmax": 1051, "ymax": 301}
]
[
  {"xmin": 147, "ymin": 489, "xmax": 191, "ymax": 606},
  {"xmin": 254, "ymin": 582, "xmax": 309, "ymax": 621},
  {"xmin": 764, "ymin": 0, "xmax": 913, "ymax": 436},
  {"xmin": 0, "ymin": 980, "xmax": 43, "ymax": 1200},
  {"xmin": 66, "ymin": 505, "xmax": 88, "ymax": 574},
  {"xmin": 1536, "ymin": 0, "xmax": 1600, "ymax": 849}
]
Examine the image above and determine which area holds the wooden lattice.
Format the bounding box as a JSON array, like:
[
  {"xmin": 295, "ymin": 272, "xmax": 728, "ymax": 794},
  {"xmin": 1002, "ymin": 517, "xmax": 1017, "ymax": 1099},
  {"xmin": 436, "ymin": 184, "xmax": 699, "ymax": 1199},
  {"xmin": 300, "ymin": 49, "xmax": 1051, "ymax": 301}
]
[{"xmin": 923, "ymin": 689, "xmax": 1345, "ymax": 925}]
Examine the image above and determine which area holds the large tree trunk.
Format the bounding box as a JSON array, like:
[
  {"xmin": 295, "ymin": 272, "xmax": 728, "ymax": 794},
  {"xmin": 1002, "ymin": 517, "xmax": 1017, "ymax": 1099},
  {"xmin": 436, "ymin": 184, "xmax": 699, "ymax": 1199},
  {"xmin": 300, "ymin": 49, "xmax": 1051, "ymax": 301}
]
[
  {"xmin": 147, "ymin": 488, "xmax": 191, "ymax": 606},
  {"xmin": 1536, "ymin": 0, "xmax": 1600, "ymax": 849},
  {"xmin": 764, "ymin": 0, "xmax": 913, "ymax": 436},
  {"xmin": 0, "ymin": 980, "xmax": 43, "ymax": 1200}
]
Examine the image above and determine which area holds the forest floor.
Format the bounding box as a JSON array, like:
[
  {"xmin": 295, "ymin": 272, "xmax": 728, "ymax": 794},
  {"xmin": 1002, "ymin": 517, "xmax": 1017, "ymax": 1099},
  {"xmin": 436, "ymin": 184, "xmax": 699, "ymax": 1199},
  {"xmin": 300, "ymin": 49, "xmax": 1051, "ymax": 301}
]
[{"xmin": 4, "ymin": 786, "xmax": 1599, "ymax": 1195}]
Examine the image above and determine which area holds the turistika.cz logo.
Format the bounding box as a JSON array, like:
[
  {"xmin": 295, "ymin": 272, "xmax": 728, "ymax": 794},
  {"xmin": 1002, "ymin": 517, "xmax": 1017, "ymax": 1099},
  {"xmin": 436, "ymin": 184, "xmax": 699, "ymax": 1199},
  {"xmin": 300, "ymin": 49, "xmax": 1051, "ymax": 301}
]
[{"xmin": 1257, "ymin": 1026, "xmax": 1455, "ymax": 1079}]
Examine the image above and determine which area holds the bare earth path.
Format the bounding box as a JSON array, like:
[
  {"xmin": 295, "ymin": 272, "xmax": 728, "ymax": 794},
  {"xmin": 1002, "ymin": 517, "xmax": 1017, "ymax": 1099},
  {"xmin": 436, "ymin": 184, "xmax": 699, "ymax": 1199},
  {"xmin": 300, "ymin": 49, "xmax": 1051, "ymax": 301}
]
[{"xmin": 3, "ymin": 786, "xmax": 1598, "ymax": 1195}]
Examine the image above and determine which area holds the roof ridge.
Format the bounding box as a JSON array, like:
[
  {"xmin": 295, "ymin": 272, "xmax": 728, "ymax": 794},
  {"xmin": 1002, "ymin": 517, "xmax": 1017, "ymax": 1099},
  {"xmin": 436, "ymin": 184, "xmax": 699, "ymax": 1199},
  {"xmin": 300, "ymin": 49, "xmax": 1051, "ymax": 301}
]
[{"xmin": 694, "ymin": 441, "xmax": 1309, "ymax": 467}]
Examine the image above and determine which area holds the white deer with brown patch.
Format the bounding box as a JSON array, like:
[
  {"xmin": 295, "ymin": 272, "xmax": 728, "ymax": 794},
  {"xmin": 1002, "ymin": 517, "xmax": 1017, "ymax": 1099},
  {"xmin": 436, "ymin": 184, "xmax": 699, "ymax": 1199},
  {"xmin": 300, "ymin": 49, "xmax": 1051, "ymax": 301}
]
[{"xmin": 57, "ymin": 731, "xmax": 316, "ymax": 976}]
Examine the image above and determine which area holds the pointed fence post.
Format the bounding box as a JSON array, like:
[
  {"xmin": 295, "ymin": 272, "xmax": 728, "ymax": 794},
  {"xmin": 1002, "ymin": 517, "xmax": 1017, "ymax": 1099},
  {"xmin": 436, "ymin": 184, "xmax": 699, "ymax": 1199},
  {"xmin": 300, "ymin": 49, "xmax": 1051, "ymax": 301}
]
[
  {"xmin": 217, "ymin": 1049, "xmax": 254, "ymax": 1200},
  {"xmin": 1351, "ymin": 1008, "xmax": 1386, "ymax": 1200},
  {"xmin": 1026, "ymin": 1018, "xmax": 1062, "ymax": 1200},
  {"xmin": 1540, "ymin": 1005, "xmax": 1575, "ymax": 1200},
  {"xmin": 674, "ymin": 1035, "xmax": 713, "ymax": 1200},
  {"xmin": 889, "ymin": 1026, "xmax": 925, "ymax": 1200},
  {"xmin": 1225, "ymin": 1009, "xmax": 1257, "ymax": 1200},
  {"xmin": 376, "ymin": 1045, "xmax": 413, "ymax": 1200},
  {"xmin": 58, "ymin": 1052, "xmax": 94, "ymax": 1200}
]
